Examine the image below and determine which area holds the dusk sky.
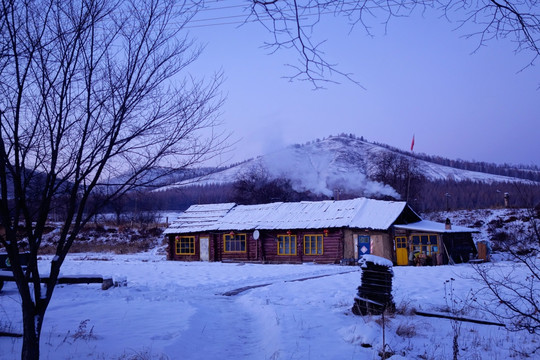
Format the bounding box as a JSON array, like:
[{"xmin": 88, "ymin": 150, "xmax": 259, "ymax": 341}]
[{"xmin": 186, "ymin": 2, "xmax": 540, "ymax": 167}]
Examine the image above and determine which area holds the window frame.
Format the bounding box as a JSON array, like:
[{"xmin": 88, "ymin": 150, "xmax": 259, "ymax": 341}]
[
  {"xmin": 395, "ymin": 236, "xmax": 408, "ymax": 249},
  {"xmin": 304, "ymin": 234, "xmax": 324, "ymax": 255},
  {"xmin": 175, "ymin": 236, "xmax": 195, "ymax": 255},
  {"xmin": 411, "ymin": 233, "xmax": 439, "ymax": 255},
  {"xmin": 223, "ymin": 233, "xmax": 247, "ymax": 253},
  {"xmin": 277, "ymin": 234, "xmax": 297, "ymax": 255}
]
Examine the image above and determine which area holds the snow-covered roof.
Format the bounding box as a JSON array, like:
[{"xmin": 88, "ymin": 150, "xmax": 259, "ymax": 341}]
[
  {"xmin": 164, "ymin": 197, "xmax": 410, "ymax": 234},
  {"xmin": 163, "ymin": 203, "xmax": 235, "ymax": 235},
  {"xmin": 393, "ymin": 220, "xmax": 478, "ymax": 233}
]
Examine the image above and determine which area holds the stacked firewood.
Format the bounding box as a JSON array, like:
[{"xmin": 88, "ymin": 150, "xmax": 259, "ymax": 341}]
[{"xmin": 352, "ymin": 258, "xmax": 395, "ymax": 315}]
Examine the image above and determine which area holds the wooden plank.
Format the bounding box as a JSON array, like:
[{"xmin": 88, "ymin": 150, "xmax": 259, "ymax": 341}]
[
  {"xmin": 0, "ymin": 331, "xmax": 22, "ymax": 338},
  {"xmin": 222, "ymin": 283, "xmax": 272, "ymax": 296},
  {"xmin": 415, "ymin": 311, "xmax": 505, "ymax": 327},
  {"xmin": 354, "ymin": 296, "xmax": 384, "ymax": 307},
  {"xmin": 468, "ymin": 259, "xmax": 484, "ymax": 264},
  {"xmin": 0, "ymin": 271, "xmax": 103, "ymax": 284},
  {"xmin": 223, "ymin": 269, "xmax": 359, "ymax": 296},
  {"xmin": 56, "ymin": 275, "xmax": 104, "ymax": 284}
]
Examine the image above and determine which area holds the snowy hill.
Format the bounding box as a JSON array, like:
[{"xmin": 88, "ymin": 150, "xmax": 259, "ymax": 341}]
[{"xmin": 155, "ymin": 135, "xmax": 533, "ymax": 198}]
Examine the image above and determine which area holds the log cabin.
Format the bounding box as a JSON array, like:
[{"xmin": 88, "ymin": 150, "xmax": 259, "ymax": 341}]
[{"xmin": 164, "ymin": 198, "xmax": 478, "ymax": 265}]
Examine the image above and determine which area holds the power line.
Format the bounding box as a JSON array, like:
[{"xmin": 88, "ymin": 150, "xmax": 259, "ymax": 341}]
[
  {"xmin": 179, "ymin": 1, "xmax": 425, "ymax": 29},
  {"xmin": 189, "ymin": 13, "xmax": 248, "ymax": 23}
]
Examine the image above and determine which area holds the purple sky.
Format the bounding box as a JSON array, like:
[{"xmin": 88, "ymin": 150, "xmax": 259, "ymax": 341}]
[{"xmin": 187, "ymin": 3, "xmax": 540, "ymax": 167}]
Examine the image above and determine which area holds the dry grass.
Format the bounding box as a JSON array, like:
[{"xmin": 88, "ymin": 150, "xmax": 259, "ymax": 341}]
[
  {"xmin": 38, "ymin": 225, "xmax": 165, "ymax": 255},
  {"xmin": 394, "ymin": 300, "xmax": 417, "ymax": 316},
  {"xmin": 396, "ymin": 323, "xmax": 417, "ymax": 338}
]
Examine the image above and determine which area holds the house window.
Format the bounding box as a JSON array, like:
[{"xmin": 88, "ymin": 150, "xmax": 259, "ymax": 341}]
[
  {"xmin": 411, "ymin": 234, "xmax": 439, "ymax": 255},
  {"xmin": 304, "ymin": 234, "xmax": 323, "ymax": 255},
  {"xmin": 224, "ymin": 233, "xmax": 246, "ymax": 252},
  {"xmin": 395, "ymin": 236, "xmax": 407, "ymax": 249},
  {"xmin": 278, "ymin": 235, "xmax": 297, "ymax": 255},
  {"xmin": 175, "ymin": 236, "xmax": 195, "ymax": 255}
]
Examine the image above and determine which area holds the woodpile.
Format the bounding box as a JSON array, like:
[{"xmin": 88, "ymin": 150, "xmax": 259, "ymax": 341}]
[{"xmin": 352, "ymin": 257, "xmax": 395, "ymax": 315}]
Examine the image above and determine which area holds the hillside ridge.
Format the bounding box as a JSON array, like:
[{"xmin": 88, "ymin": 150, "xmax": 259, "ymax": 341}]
[{"xmin": 156, "ymin": 134, "xmax": 535, "ymax": 198}]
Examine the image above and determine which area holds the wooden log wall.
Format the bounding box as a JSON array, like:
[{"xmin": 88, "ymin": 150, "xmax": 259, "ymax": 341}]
[{"xmin": 168, "ymin": 228, "xmax": 347, "ymax": 264}]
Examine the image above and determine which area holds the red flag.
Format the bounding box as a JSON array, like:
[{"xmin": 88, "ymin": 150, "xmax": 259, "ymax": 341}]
[{"xmin": 410, "ymin": 135, "xmax": 415, "ymax": 151}]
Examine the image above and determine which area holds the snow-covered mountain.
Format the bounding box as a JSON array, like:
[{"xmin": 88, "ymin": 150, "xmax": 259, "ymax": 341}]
[{"xmin": 155, "ymin": 135, "xmax": 535, "ymax": 198}]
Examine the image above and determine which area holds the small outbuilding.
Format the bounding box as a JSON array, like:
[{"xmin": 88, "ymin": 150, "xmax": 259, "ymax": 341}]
[
  {"xmin": 164, "ymin": 198, "xmax": 478, "ymax": 265},
  {"xmin": 393, "ymin": 219, "xmax": 478, "ymax": 265}
]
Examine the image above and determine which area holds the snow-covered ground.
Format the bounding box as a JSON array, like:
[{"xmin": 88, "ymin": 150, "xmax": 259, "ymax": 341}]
[{"xmin": 1, "ymin": 253, "xmax": 538, "ymax": 359}]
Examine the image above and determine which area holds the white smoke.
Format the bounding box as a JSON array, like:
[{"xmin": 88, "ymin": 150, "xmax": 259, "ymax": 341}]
[{"xmin": 261, "ymin": 142, "xmax": 399, "ymax": 199}]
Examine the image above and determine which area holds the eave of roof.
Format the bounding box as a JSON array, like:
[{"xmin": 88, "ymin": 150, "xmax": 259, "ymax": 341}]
[{"xmin": 394, "ymin": 220, "xmax": 479, "ymax": 233}]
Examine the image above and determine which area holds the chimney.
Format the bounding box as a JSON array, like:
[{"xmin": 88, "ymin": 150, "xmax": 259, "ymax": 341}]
[{"xmin": 445, "ymin": 218, "xmax": 452, "ymax": 230}]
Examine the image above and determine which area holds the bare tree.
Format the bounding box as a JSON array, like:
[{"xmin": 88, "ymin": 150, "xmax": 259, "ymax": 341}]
[
  {"xmin": 233, "ymin": 163, "xmax": 312, "ymax": 204},
  {"xmin": 0, "ymin": 0, "xmax": 225, "ymax": 358},
  {"xmin": 246, "ymin": 0, "xmax": 540, "ymax": 87},
  {"xmin": 369, "ymin": 152, "xmax": 425, "ymax": 202}
]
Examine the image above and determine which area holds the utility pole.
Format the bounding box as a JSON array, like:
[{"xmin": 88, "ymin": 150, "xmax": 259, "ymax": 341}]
[{"xmin": 445, "ymin": 193, "xmax": 451, "ymax": 211}]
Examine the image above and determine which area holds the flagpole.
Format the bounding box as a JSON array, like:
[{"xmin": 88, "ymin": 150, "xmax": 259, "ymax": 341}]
[{"xmin": 406, "ymin": 135, "xmax": 414, "ymax": 202}]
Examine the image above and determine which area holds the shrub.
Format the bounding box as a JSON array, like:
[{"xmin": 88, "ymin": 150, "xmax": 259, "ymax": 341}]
[{"xmin": 396, "ymin": 323, "xmax": 416, "ymax": 338}]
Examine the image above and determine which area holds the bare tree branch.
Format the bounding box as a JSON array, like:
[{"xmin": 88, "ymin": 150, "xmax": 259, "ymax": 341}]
[
  {"xmin": 245, "ymin": 0, "xmax": 540, "ymax": 87},
  {"xmin": 471, "ymin": 211, "xmax": 540, "ymax": 335}
]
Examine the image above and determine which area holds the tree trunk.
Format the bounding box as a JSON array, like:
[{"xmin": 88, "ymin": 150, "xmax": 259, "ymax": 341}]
[{"xmin": 21, "ymin": 303, "xmax": 41, "ymax": 360}]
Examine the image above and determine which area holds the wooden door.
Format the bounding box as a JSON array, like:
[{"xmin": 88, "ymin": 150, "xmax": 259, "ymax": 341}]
[
  {"xmin": 395, "ymin": 236, "xmax": 408, "ymax": 266},
  {"xmin": 200, "ymin": 236, "xmax": 209, "ymax": 261}
]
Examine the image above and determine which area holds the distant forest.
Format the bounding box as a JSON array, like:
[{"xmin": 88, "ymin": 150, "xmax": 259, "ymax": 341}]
[
  {"xmin": 105, "ymin": 178, "xmax": 540, "ymax": 221},
  {"xmin": 370, "ymin": 138, "xmax": 540, "ymax": 182}
]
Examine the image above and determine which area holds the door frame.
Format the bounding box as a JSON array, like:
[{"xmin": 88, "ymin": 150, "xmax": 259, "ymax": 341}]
[
  {"xmin": 395, "ymin": 236, "xmax": 408, "ymax": 266},
  {"xmin": 357, "ymin": 235, "xmax": 371, "ymax": 258}
]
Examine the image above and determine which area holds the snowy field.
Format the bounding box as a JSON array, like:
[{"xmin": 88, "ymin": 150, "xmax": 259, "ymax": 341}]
[{"xmin": 1, "ymin": 253, "xmax": 538, "ymax": 360}]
